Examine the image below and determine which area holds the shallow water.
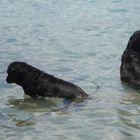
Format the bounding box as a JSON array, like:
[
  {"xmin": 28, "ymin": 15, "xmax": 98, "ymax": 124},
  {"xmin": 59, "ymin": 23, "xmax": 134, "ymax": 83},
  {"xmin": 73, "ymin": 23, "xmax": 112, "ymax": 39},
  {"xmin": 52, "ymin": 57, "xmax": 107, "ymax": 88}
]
[{"xmin": 1, "ymin": 0, "xmax": 140, "ymax": 139}]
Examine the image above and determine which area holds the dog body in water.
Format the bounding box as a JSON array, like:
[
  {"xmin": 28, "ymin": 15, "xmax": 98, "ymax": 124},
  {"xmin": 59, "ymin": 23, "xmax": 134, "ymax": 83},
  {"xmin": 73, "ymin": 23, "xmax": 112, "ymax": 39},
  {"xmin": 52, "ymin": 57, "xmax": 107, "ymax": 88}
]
[
  {"xmin": 6, "ymin": 62, "xmax": 88, "ymax": 101},
  {"xmin": 120, "ymin": 30, "xmax": 140, "ymax": 87}
]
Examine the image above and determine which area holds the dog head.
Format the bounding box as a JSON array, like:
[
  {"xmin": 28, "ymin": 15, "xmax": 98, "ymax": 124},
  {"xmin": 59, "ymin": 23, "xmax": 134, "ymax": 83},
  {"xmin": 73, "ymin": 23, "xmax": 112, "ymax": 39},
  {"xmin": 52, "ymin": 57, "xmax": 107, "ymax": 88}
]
[
  {"xmin": 127, "ymin": 30, "xmax": 140, "ymax": 53},
  {"xmin": 6, "ymin": 61, "xmax": 28, "ymax": 85}
]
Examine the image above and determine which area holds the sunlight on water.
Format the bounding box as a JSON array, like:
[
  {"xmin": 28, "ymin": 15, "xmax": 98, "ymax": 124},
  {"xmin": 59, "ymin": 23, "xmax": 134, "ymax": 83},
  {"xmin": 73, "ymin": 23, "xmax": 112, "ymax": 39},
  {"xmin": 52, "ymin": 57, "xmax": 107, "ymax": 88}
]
[{"xmin": 1, "ymin": 0, "xmax": 140, "ymax": 139}]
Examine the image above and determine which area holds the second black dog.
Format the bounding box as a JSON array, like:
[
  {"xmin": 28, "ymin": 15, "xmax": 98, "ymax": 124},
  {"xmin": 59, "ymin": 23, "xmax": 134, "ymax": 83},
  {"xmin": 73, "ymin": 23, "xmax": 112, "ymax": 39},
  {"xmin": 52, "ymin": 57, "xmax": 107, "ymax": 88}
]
[
  {"xmin": 120, "ymin": 30, "xmax": 140, "ymax": 87},
  {"xmin": 6, "ymin": 62, "xmax": 88, "ymax": 101}
]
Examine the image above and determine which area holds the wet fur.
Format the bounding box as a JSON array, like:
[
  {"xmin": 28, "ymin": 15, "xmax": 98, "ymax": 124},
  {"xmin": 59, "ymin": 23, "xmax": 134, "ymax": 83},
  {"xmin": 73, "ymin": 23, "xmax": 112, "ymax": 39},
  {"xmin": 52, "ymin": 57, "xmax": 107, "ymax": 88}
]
[
  {"xmin": 6, "ymin": 62, "xmax": 88, "ymax": 101},
  {"xmin": 120, "ymin": 30, "xmax": 140, "ymax": 87}
]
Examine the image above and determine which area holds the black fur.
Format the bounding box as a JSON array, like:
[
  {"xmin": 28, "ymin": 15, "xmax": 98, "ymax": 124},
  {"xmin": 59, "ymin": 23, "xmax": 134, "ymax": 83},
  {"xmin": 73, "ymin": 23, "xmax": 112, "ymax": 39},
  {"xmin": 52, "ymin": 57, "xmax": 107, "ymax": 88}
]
[
  {"xmin": 120, "ymin": 30, "xmax": 140, "ymax": 87},
  {"xmin": 6, "ymin": 61, "xmax": 88, "ymax": 100}
]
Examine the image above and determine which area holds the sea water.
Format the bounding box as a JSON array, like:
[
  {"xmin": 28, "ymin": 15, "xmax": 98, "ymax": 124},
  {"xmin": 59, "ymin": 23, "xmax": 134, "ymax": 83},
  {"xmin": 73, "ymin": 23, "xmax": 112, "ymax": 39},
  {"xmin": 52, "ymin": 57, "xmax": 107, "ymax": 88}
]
[{"xmin": 0, "ymin": 0, "xmax": 140, "ymax": 139}]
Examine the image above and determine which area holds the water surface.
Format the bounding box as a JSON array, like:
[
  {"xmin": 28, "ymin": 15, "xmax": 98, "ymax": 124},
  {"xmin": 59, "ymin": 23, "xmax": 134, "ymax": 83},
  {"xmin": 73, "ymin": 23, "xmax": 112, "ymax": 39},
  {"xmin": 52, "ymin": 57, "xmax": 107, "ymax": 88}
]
[{"xmin": 0, "ymin": 0, "xmax": 140, "ymax": 139}]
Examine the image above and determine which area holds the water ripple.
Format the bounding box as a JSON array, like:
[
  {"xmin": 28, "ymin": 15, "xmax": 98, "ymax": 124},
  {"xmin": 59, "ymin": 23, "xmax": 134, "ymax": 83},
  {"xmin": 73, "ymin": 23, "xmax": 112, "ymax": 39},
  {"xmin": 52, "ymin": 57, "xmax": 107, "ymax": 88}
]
[{"xmin": 0, "ymin": 0, "xmax": 140, "ymax": 139}]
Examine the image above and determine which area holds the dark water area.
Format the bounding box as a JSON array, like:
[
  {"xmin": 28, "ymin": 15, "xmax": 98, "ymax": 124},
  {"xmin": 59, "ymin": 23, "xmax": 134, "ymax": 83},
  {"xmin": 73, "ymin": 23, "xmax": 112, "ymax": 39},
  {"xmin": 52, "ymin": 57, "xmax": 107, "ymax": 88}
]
[{"xmin": 1, "ymin": 0, "xmax": 140, "ymax": 139}]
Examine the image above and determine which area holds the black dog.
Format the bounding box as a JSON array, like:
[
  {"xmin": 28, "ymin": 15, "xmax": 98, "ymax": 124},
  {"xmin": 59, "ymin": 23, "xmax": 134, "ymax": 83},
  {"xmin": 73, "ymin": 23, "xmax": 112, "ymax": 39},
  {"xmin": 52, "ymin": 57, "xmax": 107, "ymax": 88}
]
[
  {"xmin": 120, "ymin": 30, "xmax": 140, "ymax": 87},
  {"xmin": 6, "ymin": 62, "xmax": 88, "ymax": 101}
]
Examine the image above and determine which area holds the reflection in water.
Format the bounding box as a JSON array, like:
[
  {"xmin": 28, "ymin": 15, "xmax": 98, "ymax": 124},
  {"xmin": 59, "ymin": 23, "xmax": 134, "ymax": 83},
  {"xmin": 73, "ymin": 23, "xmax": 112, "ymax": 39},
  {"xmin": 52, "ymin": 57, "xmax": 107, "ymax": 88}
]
[
  {"xmin": 117, "ymin": 85, "xmax": 140, "ymax": 138},
  {"xmin": 5, "ymin": 97, "xmax": 72, "ymax": 127},
  {"xmin": 13, "ymin": 117, "xmax": 36, "ymax": 127},
  {"xmin": 8, "ymin": 97, "xmax": 59, "ymax": 112}
]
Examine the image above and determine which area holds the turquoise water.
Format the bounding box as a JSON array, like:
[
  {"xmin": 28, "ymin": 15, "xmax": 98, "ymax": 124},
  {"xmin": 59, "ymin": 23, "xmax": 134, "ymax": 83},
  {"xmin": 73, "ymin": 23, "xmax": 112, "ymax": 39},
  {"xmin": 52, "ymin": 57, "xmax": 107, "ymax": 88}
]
[{"xmin": 1, "ymin": 0, "xmax": 140, "ymax": 139}]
